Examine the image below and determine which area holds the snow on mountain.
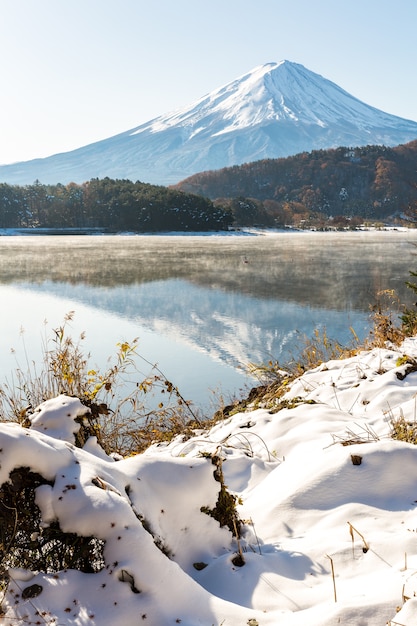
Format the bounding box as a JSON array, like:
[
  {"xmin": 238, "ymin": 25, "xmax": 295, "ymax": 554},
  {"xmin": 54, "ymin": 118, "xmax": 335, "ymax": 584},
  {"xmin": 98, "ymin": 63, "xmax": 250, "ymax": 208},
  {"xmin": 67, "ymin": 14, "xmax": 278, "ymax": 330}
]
[{"xmin": 1, "ymin": 60, "xmax": 417, "ymax": 186}]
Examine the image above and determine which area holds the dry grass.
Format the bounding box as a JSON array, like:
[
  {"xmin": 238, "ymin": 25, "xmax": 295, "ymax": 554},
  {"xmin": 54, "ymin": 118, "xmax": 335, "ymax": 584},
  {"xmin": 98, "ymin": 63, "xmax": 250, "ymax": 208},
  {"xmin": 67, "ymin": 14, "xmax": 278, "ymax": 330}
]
[
  {"xmin": 0, "ymin": 312, "xmax": 203, "ymax": 456},
  {"xmin": 244, "ymin": 288, "xmax": 415, "ymax": 413},
  {"xmin": 244, "ymin": 326, "xmax": 361, "ymax": 411},
  {"xmin": 365, "ymin": 290, "xmax": 407, "ymax": 348},
  {"xmin": 390, "ymin": 414, "xmax": 417, "ymax": 445}
]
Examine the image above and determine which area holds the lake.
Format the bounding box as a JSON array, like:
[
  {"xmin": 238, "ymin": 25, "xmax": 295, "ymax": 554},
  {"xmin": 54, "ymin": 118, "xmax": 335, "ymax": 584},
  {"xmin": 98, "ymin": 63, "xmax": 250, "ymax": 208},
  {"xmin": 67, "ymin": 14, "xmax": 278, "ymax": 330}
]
[{"xmin": 1, "ymin": 230, "xmax": 416, "ymax": 414}]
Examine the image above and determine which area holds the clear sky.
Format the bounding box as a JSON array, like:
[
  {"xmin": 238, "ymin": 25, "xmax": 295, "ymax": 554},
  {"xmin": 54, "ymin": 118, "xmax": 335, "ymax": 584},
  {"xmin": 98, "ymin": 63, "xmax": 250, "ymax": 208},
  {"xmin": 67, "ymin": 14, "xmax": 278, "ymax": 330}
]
[{"xmin": 0, "ymin": 0, "xmax": 416, "ymax": 165}]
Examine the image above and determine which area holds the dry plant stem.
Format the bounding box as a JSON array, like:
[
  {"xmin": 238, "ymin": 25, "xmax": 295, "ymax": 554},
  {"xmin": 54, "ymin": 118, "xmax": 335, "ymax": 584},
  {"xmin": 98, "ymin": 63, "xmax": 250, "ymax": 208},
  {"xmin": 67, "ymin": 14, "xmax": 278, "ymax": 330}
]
[
  {"xmin": 136, "ymin": 352, "xmax": 201, "ymax": 425},
  {"xmin": 232, "ymin": 518, "xmax": 245, "ymax": 564},
  {"xmin": 325, "ymin": 554, "xmax": 337, "ymax": 602},
  {"xmin": 327, "ymin": 422, "xmax": 379, "ymax": 448},
  {"xmin": 347, "ymin": 521, "xmax": 369, "ymax": 554},
  {"xmin": 332, "ymin": 385, "xmax": 341, "ymax": 410},
  {"xmin": 223, "ymin": 431, "xmax": 273, "ymax": 461},
  {"xmin": 250, "ymin": 517, "xmax": 262, "ymax": 555}
]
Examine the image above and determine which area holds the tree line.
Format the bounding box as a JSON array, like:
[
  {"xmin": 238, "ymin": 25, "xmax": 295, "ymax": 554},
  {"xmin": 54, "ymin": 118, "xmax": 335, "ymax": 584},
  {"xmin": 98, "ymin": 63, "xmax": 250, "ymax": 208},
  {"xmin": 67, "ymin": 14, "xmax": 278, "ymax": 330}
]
[
  {"xmin": 0, "ymin": 177, "xmax": 233, "ymax": 232},
  {"xmin": 175, "ymin": 140, "xmax": 417, "ymax": 226},
  {"xmin": 4, "ymin": 140, "xmax": 417, "ymax": 231}
]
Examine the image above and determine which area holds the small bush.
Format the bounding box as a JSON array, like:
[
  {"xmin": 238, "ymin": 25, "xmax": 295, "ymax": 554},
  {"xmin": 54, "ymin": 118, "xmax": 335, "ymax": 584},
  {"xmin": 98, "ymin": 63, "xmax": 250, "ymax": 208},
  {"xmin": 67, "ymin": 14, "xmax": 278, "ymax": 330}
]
[
  {"xmin": 0, "ymin": 467, "xmax": 105, "ymax": 581},
  {"xmin": 390, "ymin": 415, "xmax": 417, "ymax": 445}
]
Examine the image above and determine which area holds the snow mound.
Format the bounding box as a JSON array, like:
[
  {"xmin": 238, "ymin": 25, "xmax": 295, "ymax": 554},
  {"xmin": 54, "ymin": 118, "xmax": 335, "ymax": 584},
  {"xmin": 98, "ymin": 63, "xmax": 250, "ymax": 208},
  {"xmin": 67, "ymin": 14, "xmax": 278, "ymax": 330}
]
[{"xmin": 2, "ymin": 340, "xmax": 417, "ymax": 624}]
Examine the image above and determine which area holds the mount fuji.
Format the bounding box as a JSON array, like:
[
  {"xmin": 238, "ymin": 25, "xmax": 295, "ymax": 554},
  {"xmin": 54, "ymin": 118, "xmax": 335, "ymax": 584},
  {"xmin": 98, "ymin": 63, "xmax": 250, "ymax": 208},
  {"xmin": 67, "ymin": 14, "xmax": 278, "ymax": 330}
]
[{"xmin": 1, "ymin": 60, "xmax": 417, "ymax": 186}]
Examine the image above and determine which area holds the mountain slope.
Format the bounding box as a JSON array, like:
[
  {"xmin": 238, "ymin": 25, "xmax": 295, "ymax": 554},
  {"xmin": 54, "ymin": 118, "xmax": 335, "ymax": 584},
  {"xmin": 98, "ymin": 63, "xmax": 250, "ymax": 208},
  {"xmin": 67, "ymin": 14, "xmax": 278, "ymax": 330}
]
[{"xmin": 1, "ymin": 60, "xmax": 417, "ymax": 186}]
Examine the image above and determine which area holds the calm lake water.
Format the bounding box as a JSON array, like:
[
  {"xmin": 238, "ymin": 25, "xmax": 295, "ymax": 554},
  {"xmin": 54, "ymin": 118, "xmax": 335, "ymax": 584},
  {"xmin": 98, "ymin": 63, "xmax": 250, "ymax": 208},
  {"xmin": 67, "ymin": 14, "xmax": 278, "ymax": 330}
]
[{"xmin": 1, "ymin": 230, "xmax": 417, "ymax": 413}]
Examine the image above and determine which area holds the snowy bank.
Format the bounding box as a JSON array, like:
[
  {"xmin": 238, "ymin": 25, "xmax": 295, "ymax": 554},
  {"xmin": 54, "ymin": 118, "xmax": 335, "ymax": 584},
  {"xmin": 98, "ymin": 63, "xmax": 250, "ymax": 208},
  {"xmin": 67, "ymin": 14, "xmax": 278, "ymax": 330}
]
[{"xmin": 3, "ymin": 340, "xmax": 417, "ymax": 624}]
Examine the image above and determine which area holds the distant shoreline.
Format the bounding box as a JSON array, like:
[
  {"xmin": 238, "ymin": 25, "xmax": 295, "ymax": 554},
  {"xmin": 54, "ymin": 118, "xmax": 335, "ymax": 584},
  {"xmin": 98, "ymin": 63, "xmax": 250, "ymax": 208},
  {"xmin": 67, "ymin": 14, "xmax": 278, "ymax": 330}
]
[{"xmin": 0, "ymin": 225, "xmax": 413, "ymax": 237}]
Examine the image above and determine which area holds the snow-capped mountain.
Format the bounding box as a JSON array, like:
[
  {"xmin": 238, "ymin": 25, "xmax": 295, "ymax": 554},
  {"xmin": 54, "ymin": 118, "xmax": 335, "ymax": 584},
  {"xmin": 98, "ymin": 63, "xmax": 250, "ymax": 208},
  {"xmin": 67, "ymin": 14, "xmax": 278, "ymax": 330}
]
[{"xmin": 2, "ymin": 60, "xmax": 417, "ymax": 186}]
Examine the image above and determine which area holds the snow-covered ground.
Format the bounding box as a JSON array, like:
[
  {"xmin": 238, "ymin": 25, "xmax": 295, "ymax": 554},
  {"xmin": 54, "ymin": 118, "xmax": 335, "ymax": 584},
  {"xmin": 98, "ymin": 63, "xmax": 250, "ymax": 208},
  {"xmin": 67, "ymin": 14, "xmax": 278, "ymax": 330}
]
[{"xmin": 3, "ymin": 338, "xmax": 417, "ymax": 624}]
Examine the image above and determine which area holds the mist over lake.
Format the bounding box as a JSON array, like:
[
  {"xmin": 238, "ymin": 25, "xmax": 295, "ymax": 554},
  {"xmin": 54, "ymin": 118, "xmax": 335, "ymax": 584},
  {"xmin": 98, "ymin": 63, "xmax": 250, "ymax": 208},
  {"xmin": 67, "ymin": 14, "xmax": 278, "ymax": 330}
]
[{"xmin": 1, "ymin": 230, "xmax": 416, "ymax": 412}]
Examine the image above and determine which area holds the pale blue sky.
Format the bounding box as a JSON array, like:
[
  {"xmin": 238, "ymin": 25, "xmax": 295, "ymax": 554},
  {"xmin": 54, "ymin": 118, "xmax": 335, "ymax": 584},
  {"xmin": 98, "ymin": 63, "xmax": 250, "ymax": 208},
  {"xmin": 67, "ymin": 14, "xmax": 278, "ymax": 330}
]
[{"xmin": 0, "ymin": 0, "xmax": 416, "ymax": 164}]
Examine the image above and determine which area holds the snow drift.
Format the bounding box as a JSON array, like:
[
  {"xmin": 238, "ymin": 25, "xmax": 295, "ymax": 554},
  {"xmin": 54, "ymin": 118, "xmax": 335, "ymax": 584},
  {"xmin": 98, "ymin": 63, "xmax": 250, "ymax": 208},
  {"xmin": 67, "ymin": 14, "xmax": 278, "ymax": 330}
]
[{"xmin": 3, "ymin": 339, "xmax": 417, "ymax": 624}]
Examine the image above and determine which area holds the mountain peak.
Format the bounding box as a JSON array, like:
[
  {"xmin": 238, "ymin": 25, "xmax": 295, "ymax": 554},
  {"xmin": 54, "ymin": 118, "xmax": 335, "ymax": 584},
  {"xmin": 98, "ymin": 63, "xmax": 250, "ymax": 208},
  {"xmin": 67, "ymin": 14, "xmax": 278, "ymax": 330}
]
[
  {"xmin": 135, "ymin": 60, "xmax": 308, "ymax": 137},
  {"xmin": 129, "ymin": 59, "xmax": 415, "ymax": 142},
  {"xmin": 0, "ymin": 61, "xmax": 417, "ymax": 186}
]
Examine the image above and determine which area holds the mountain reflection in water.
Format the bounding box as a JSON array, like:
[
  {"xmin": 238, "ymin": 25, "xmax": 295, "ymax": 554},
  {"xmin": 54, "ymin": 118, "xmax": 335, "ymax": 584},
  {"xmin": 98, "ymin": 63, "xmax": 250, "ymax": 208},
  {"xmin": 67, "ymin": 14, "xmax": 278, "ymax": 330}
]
[{"xmin": 0, "ymin": 231, "xmax": 416, "ymax": 410}]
